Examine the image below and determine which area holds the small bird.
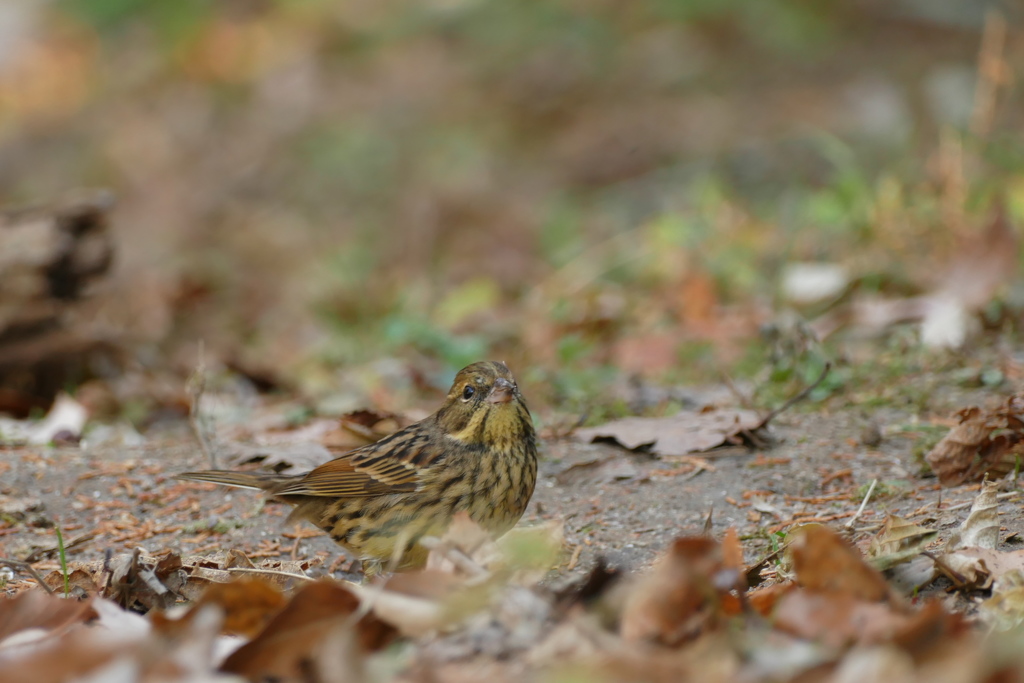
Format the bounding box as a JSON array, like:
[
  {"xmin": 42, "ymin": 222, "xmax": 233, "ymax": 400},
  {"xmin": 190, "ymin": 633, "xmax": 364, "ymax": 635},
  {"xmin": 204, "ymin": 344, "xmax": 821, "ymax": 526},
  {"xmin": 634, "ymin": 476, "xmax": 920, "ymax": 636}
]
[{"xmin": 178, "ymin": 361, "xmax": 537, "ymax": 571}]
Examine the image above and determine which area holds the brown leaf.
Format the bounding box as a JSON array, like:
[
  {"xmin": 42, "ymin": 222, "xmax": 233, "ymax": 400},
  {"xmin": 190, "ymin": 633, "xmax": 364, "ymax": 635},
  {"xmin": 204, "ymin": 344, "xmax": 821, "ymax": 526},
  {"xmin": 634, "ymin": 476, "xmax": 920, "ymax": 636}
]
[
  {"xmin": 867, "ymin": 515, "xmax": 938, "ymax": 571},
  {"xmin": 574, "ymin": 408, "xmax": 763, "ymax": 457},
  {"xmin": 773, "ymin": 590, "xmax": 902, "ymax": 649},
  {"xmin": 774, "ymin": 591, "xmax": 958, "ymax": 652},
  {"xmin": 746, "ymin": 582, "xmax": 795, "ymax": 617},
  {"xmin": 221, "ymin": 578, "xmax": 396, "ymax": 680},
  {"xmin": 0, "ymin": 591, "xmax": 97, "ymax": 644},
  {"xmin": 553, "ymin": 456, "xmax": 640, "ymax": 486},
  {"xmin": 152, "ymin": 577, "xmax": 287, "ymax": 638},
  {"xmin": 620, "ymin": 537, "xmax": 739, "ymax": 645},
  {"xmin": 981, "ymin": 569, "xmax": 1024, "ymax": 631},
  {"xmin": 938, "ymin": 546, "xmax": 1024, "ymax": 591},
  {"xmin": 787, "ymin": 525, "xmax": 892, "ymax": 603},
  {"xmin": 720, "ymin": 527, "xmax": 744, "ymax": 576},
  {"xmin": 946, "ymin": 479, "xmax": 1000, "ymax": 551},
  {"xmin": 925, "ymin": 397, "xmax": 1024, "ymax": 487}
]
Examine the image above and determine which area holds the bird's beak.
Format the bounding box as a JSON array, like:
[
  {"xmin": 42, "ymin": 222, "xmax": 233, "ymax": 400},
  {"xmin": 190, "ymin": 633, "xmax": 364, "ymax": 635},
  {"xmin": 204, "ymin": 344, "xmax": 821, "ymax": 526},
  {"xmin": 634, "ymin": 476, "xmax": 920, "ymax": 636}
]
[{"xmin": 486, "ymin": 377, "xmax": 515, "ymax": 405}]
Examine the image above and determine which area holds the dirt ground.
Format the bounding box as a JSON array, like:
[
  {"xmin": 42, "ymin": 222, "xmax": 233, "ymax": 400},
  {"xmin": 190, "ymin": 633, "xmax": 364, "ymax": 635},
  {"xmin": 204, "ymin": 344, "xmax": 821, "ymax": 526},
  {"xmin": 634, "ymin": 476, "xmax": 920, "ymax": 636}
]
[{"xmin": 1, "ymin": 373, "xmax": 1012, "ymax": 602}]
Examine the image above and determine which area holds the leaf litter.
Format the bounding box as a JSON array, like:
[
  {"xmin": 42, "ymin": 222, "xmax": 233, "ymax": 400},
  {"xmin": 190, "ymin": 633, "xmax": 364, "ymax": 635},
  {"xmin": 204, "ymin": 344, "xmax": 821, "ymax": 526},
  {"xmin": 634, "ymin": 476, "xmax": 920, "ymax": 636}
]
[
  {"xmin": 925, "ymin": 396, "xmax": 1024, "ymax": 487},
  {"xmin": 574, "ymin": 362, "xmax": 831, "ymax": 457},
  {"xmin": 10, "ymin": 380, "xmax": 1024, "ymax": 680},
  {"xmin": 6, "ymin": 488, "xmax": 1024, "ymax": 683}
]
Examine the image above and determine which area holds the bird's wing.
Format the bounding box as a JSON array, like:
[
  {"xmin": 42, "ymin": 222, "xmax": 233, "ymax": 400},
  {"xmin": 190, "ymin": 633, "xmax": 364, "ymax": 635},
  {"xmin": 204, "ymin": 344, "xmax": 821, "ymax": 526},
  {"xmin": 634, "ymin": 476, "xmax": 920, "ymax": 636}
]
[{"xmin": 272, "ymin": 427, "xmax": 443, "ymax": 498}]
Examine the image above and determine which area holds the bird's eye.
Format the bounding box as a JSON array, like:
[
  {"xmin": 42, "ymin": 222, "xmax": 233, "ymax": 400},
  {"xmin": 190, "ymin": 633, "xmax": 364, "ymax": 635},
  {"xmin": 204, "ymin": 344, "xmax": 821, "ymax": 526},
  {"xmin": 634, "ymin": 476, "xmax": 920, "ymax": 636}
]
[{"xmin": 462, "ymin": 385, "xmax": 475, "ymax": 400}]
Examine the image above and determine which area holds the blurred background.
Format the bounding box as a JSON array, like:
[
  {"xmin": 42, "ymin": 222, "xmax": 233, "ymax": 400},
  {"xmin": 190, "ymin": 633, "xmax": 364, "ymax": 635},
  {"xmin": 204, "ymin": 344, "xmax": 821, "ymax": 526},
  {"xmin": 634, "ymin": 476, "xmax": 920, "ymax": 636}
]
[{"xmin": 1, "ymin": 0, "xmax": 1022, "ymax": 424}]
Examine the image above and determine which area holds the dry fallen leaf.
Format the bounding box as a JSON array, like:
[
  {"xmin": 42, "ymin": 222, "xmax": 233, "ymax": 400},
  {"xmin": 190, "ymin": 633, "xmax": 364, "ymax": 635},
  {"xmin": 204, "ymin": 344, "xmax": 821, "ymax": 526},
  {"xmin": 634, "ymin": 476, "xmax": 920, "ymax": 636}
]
[
  {"xmin": 774, "ymin": 592, "xmax": 961, "ymax": 655},
  {"xmin": 0, "ymin": 590, "xmax": 97, "ymax": 646},
  {"xmin": 938, "ymin": 480, "xmax": 1010, "ymax": 590},
  {"xmin": 574, "ymin": 408, "xmax": 763, "ymax": 457},
  {"xmin": 151, "ymin": 577, "xmax": 287, "ymax": 639},
  {"xmin": 553, "ymin": 456, "xmax": 640, "ymax": 486},
  {"xmin": 867, "ymin": 515, "xmax": 938, "ymax": 571},
  {"xmin": 772, "ymin": 591, "xmax": 906, "ymax": 650},
  {"xmin": 620, "ymin": 536, "xmax": 740, "ymax": 645},
  {"xmin": 946, "ymin": 479, "xmax": 1000, "ymax": 551},
  {"xmin": 925, "ymin": 397, "xmax": 1024, "ymax": 487},
  {"xmin": 0, "ymin": 593, "xmax": 233, "ymax": 683},
  {"xmin": 787, "ymin": 525, "xmax": 893, "ymax": 604},
  {"xmin": 980, "ymin": 569, "xmax": 1024, "ymax": 631},
  {"xmin": 937, "ymin": 546, "xmax": 1024, "ymax": 591},
  {"xmin": 221, "ymin": 578, "xmax": 395, "ymax": 681}
]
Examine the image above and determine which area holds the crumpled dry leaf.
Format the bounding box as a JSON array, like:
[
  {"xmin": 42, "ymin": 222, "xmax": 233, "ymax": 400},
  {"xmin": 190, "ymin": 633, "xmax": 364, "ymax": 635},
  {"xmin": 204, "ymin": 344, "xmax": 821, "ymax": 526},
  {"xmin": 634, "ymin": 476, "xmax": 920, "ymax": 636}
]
[
  {"xmin": 620, "ymin": 536, "xmax": 741, "ymax": 646},
  {"xmin": 980, "ymin": 569, "xmax": 1024, "ymax": 632},
  {"xmin": 221, "ymin": 579, "xmax": 396, "ymax": 681},
  {"xmin": 152, "ymin": 577, "xmax": 287, "ymax": 639},
  {"xmin": 553, "ymin": 456, "xmax": 639, "ymax": 486},
  {"xmin": 937, "ymin": 480, "xmax": 1009, "ymax": 590},
  {"xmin": 947, "ymin": 479, "xmax": 1000, "ymax": 551},
  {"xmin": 0, "ymin": 593, "xmax": 235, "ymax": 683},
  {"xmin": 0, "ymin": 590, "xmax": 97, "ymax": 646},
  {"xmin": 574, "ymin": 407, "xmax": 763, "ymax": 457},
  {"xmin": 925, "ymin": 397, "xmax": 1024, "ymax": 487},
  {"xmin": 774, "ymin": 594, "xmax": 959, "ymax": 654},
  {"xmin": 937, "ymin": 546, "xmax": 1024, "ymax": 591},
  {"xmin": 787, "ymin": 525, "xmax": 893, "ymax": 604},
  {"xmin": 867, "ymin": 515, "xmax": 938, "ymax": 571},
  {"xmin": 354, "ymin": 570, "xmax": 465, "ymax": 637}
]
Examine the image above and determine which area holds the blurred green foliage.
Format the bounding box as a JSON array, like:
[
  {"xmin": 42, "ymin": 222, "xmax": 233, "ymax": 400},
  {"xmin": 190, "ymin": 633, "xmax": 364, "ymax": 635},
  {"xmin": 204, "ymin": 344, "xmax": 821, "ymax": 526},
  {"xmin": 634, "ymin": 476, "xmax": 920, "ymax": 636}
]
[{"xmin": 4, "ymin": 0, "xmax": 1021, "ymax": 415}]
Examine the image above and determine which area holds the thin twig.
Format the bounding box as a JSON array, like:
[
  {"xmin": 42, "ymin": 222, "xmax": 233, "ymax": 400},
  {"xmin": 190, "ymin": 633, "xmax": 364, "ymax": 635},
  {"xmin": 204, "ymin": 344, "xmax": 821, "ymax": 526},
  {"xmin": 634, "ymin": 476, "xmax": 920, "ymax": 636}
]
[
  {"xmin": 0, "ymin": 558, "xmax": 55, "ymax": 594},
  {"xmin": 566, "ymin": 544, "xmax": 583, "ymax": 571},
  {"xmin": 22, "ymin": 531, "xmax": 97, "ymax": 563},
  {"xmin": 754, "ymin": 361, "xmax": 832, "ymax": 431},
  {"xmin": 188, "ymin": 342, "xmax": 218, "ymax": 468},
  {"xmin": 922, "ymin": 551, "xmax": 969, "ymax": 588},
  {"xmin": 721, "ymin": 372, "xmax": 755, "ymax": 411},
  {"xmin": 846, "ymin": 479, "xmax": 877, "ymax": 528},
  {"xmin": 680, "ymin": 463, "xmax": 709, "ymax": 482},
  {"xmin": 225, "ymin": 567, "xmax": 313, "ymax": 582}
]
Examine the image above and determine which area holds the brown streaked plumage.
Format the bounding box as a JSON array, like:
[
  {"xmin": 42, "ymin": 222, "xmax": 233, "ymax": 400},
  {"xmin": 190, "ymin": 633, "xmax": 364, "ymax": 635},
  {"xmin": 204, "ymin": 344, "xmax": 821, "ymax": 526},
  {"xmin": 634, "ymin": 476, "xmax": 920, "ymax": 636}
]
[{"xmin": 177, "ymin": 361, "xmax": 537, "ymax": 571}]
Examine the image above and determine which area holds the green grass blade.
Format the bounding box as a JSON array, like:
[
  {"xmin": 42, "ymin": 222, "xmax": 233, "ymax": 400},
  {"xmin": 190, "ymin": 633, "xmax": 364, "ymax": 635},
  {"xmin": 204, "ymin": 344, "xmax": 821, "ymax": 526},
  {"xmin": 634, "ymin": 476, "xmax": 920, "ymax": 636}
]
[{"xmin": 55, "ymin": 526, "xmax": 69, "ymax": 598}]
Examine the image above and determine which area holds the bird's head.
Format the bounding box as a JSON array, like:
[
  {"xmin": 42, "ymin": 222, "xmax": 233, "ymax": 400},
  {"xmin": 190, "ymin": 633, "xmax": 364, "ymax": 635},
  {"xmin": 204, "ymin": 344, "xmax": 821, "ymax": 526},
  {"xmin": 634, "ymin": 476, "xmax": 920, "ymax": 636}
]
[{"xmin": 437, "ymin": 361, "xmax": 533, "ymax": 449}]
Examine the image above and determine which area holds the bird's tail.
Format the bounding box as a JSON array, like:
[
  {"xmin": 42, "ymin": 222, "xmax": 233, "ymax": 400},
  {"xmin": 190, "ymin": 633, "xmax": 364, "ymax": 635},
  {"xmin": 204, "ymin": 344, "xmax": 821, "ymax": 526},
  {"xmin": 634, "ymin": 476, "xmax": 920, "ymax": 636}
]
[{"xmin": 176, "ymin": 470, "xmax": 296, "ymax": 492}]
